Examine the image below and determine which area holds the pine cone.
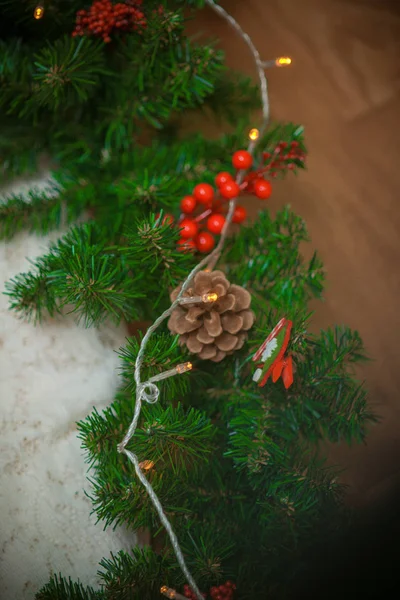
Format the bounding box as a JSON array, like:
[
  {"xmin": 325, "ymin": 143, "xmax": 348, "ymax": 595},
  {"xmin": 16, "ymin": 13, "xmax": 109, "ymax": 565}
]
[{"xmin": 168, "ymin": 270, "xmax": 255, "ymax": 362}]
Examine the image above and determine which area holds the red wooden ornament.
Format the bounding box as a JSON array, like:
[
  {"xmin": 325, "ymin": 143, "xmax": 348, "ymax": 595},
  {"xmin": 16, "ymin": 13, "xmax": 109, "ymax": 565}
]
[
  {"xmin": 253, "ymin": 318, "xmax": 293, "ymax": 387},
  {"xmin": 193, "ymin": 183, "xmax": 214, "ymax": 204},
  {"xmin": 282, "ymin": 355, "xmax": 294, "ymax": 389},
  {"xmin": 272, "ymin": 359, "xmax": 285, "ymax": 383}
]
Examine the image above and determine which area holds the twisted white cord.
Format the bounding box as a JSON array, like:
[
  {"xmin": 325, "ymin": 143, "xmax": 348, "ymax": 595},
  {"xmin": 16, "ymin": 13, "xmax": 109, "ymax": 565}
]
[{"xmin": 117, "ymin": 2, "xmax": 270, "ymax": 598}]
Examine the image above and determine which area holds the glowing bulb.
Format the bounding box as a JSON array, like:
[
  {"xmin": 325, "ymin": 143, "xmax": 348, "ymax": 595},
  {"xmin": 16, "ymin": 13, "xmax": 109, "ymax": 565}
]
[
  {"xmin": 275, "ymin": 57, "xmax": 292, "ymax": 67},
  {"xmin": 179, "ymin": 292, "xmax": 218, "ymax": 305},
  {"xmin": 176, "ymin": 361, "xmax": 193, "ymax": 374},
  {"xmin": 202, "ymin": 292, "xmax": 218, "ymax": 303},
  {"xmin": 249, "ymin": 128, "xmax": 259, "ymax": 141},
  {"xmin": 139, "ymin": 460, "xmax": 155, "ymax": 471},
  {"xmin": 34, "ymin": 5, "xmax": 44, "ymax": 19},
  {"xmin": 160, "ymin": 587, "xmax": 177, "ymax": 599}
]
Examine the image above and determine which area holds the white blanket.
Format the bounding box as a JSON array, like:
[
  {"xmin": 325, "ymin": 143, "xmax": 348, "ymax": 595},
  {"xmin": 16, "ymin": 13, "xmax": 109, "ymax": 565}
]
[{"xmin": 0, "ymin": 174, "xmax": 134, "ymax": 599}]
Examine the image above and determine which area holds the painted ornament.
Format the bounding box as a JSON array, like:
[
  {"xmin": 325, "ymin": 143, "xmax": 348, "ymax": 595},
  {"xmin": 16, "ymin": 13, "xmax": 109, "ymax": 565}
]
[{"xmin": 252, "ymin": 318, "xmax": 294, "ymax": 389}]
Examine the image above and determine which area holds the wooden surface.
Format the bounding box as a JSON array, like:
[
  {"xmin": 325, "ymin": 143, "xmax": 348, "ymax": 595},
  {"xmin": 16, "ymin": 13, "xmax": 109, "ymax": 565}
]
[{"xmin": 189, "ymin": 0, "xmax": 400, "ymax": 505}]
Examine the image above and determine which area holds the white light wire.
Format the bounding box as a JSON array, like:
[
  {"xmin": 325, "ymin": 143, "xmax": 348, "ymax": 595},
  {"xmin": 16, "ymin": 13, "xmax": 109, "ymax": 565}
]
[{"xmin": 116, "ymin": 1, "xmax": 270, "ymax": 598}]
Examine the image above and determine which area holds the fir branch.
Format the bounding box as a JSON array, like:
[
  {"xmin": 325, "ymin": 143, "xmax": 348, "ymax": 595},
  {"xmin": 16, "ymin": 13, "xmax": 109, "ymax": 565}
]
[
  {"xmin": 136, "ymin": 403, "xmax": 216, "ymax": 477},
  {"xmin": 0, "ymin": 183, "xmax": 82, "ymax": 239},
  {"xmin": 49, "ymin": 224, "xmax": 144, "ymax": 325},
  {"xmin": 4, "ymin": 223, "xmax": 144, "ymax": 325},
  {"xmin": 31, "ymin": 36, "xmax": 107, "ymax": 113},
  {"xmin": 118, "ymin": 333, "xmax": 191, "ymax": 401},
  {"xmin": 100, "ymin": 39, "xmax": 225, "ymax": 146},
  {"xmin": 223, "ymin": 206, "xmax": 325, "ymax": 308},
  {"xmin": 122, "ymin": 214, "xmax": 196, "ymax": 295},
  {"xmin": 98, "ymin": 548, "xmax": 173, "ymax": 600},
  {"xmin": 35, "ymin": 574, "xmax": 103, "ymax": 600},
  {"xmin": 199, "ymin": 70, "xmax": 261, "ymax": 125},
  {"xmin": 5, "ymin": 269, "xmax": 60, "ymax": 323},
  {"xmin": 78, "ymin": 391, "xmax": 216, "ymax": 532}
]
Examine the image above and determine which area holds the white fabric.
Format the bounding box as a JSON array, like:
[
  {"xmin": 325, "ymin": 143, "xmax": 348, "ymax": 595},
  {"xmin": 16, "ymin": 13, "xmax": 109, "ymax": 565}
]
[{"xmin": 0, "ymin": 174, "xmax": 134, "ymax": 599}]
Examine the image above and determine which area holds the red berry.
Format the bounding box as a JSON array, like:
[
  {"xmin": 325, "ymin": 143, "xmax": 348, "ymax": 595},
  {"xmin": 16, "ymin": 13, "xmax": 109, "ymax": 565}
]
[
  {"xmin": 232, "ymin": 205, "xmax": 247, "ymax": 224},
  {"xmin": 212, "ymin": 200, "xmax": 224, "ymax": 213},
  {"xmin": 196, "ymin": 232, "xmax": 215, "ymax": 253},
  {"xmin": 254, "ymin": 178, "xmax": 272, "ymax": 199},
  {"xmin": 207, "ymin": 213, "xmax": 226, "ymax": 234},
  {"xmin": 180, "ymin": 195, "xmax": 197, "ymax": 214},
  {"xmin": 193, "ymin": 183, "xmax": 214, "ymax": 204},
  {"xmin": 220, "ymin": 180, "xmax": 240, "ymax": 199},
  {"xmin": 232, "ymin": 149, "xmax": 253, "ymax": 170},
  {"xmin": 177, "ymin": 239, "xmax": 196, "ymax": 253},
  {"xmin": 179, "ymin": 218, "xmax": 198, "ymax": 239},
  {"xmin": 215, "ymin": 171, "xmax": 233, "ymax": 188},
  {"xmin": 156, "ymin": 212, "xmax": 174, "ymax": 225}
]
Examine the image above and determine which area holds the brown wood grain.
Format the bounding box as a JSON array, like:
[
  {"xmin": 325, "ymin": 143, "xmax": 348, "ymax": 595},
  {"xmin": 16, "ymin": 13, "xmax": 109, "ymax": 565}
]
[{"xmin": 187, "ymin": 0, "xmax": 400, "ymax": 505}]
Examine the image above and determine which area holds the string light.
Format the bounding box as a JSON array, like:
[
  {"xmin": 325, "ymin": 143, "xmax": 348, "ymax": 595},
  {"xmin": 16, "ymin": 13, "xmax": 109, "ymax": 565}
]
[
  {"xmin": 138, "ymin": 459, "xmax": 155, "ymax": 471},
  {"xmin": 118, "ymin": 1, "xmax": 272, "ymax": 598},
  {"xmin": 147, "ymin": 361, "xmax": 193, "ymax": 384},
  {"xmin": 249, "ymin": 128, "xmax": 260, "ymax": 141},
  {"xmin": 34, "ymin": 5, "xmax": 44, "ymax": 19},
  {"xmin": 160, "ymin": 586, "xmax": 187, "ymax": 600},
  {"xmin": 276, "ymin": 56, "xmax": 292, "ymax": 66},
  {"xmin": 179, "ymin": 292, "xmax": 218, "ymax": 305},
  {"xmin": 261, "ymin": 57, "xmax": 292, "ymax": 69},
  {"xmin": 175, "ymin": 361, "xmax": 193, "ymax": 374}
]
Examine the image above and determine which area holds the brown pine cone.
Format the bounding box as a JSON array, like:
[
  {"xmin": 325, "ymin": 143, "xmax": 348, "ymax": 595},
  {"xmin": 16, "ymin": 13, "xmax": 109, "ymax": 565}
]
[{"xmin": 167, "ymin": 270, "xmax": 255, "ymax": 363}]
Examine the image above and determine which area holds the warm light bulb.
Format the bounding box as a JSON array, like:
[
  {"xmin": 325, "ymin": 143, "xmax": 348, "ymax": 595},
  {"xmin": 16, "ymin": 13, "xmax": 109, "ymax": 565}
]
[
  {"xmin": 176, "ymin": 361, "xmax": 193, "ymax": 374},
  {"xmin": 249, "ymin": 128, "xmax": 259, "ymax": 141},
  {"xmin": 139, "ymin": 459, "xmax": 155, "ymax": 471},
  {"xmin": 202, "ymin": 292, "xmax": 218, "ymax": 303},
  {"xmin": 275, "ymin": 56, "xmax": 292, "ymax": 67},
  {"xmin": 34, "ymin": 5, "xmax": 44, "ymax": 19},
  {"xmin": 160, "ymin": 587, "xmax": 176, "ymax": 599},
  {"xmin": 179, "ymin": 292, "xmax": 218, "ymax": 306}
]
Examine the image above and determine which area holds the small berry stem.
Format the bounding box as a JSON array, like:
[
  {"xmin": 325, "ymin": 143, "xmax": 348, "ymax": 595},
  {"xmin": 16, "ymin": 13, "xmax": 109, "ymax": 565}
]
[{"xmin": 194, "ymin": 208, "xmax": 212, "ymax": 223}]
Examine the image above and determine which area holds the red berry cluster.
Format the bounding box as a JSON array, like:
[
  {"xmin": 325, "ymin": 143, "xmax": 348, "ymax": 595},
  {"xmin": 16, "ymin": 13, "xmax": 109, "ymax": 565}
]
[
  {"xmin": 175, "ymin": 149, "xmax": 274, "ymax": 254},
  {"xmin": 262, "ymin": 140, "xmax": 305, "ymax": 178},
  {"xmin": 72, "ymin": 0, "xmax": 146, "ymax": 43},
  {"xmin": 183, "ymin": 584, "xmax": 206, "ymax": 599},
  {"xmin": 183, "ymin": 581, "xmax": 236, "ymax": 600},
  {"xmin": 210, "ymin": 581, "xmax": 237, "ymax": 600}
]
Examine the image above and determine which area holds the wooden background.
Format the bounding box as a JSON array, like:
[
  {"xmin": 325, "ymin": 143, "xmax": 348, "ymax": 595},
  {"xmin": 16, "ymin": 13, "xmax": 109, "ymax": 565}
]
[{"xmin": 188, "ymin": 0, "xmax": 400, "ymax": 506}]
